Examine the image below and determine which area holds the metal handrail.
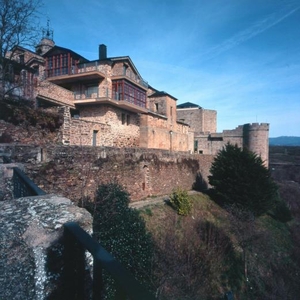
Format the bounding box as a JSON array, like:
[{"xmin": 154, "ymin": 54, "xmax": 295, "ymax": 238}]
[
  {"xmin": 64, "ymin": 222, "xmax": 155, "ymax": 300},
  {"xmin": 2, "ymin": 155, "xmax": 12, "ymax": 163},
  {"xmin": 13, "ymin": 167, "xmax": 46, "ymax": 198}
]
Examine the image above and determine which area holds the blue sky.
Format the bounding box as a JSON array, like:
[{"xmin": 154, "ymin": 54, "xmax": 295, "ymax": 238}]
[{"xmin": 42, "ymin": 0, "xmax": 300, "ymax": 137}]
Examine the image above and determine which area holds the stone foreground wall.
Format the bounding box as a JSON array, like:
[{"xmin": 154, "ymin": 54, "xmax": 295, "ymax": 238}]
[
  {"xmin": 0, "ymin": 144, "xmax": 214, "ymax": 202},
  {"xmin": 0, "ymin": 194, "xmax": 92, "ymax": 300}
]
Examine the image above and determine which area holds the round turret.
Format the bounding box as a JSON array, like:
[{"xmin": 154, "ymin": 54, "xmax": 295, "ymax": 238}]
[{"xmin": 243, "ymin": 123, "xmax": 269, "ymax": 166}]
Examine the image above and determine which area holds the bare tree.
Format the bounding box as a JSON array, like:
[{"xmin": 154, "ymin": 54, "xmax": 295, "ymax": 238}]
[{"xmin": 0, "ymin": 0, "xmax": 41, "ymax": 99}]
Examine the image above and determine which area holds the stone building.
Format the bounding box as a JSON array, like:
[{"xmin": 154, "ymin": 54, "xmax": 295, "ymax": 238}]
[
  {"xmin": 4, "ymin": 30, "xmax": 269, "ymax": 164},
  {"xmin": 7, "ymin": 32, "xmax": 193, "ymax": 152},
  {"xmin": 177, "ymin": 102, "xmax": 269, "ymax": 165}
]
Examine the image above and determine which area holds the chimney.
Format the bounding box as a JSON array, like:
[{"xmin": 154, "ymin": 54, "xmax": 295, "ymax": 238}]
[{"xmin": 99, "ymin": 44, "xmax": 107, "ymax": 60}]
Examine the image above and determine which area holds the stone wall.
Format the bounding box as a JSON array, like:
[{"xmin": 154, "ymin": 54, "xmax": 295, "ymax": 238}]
[
  {"xmin": 140, "ymin": 116, "xmax": 192, "ymax": 152},
  {"xmin": 195, "ymin": 123, "xmax": 269, "ymax": 166},
  {"xmin": 0, "ymin": 194, "xmax": 92, "ymax": 299},
  {"xmin": 177, "ymin": 107, "xmax": 217, "ymax": 134},
  {"xmin": 70, "ymin": 105, "xmax": 140, "ymax": 147},
  {"xmin": 0, "ymin": 144, "xmax": 214, "ymax": 202},
  {"xmin": 37, "ymin": 81, "xmax": 75, "ymax": 108},
  {"xmin": 140, "ymin": 93, "xmax": 193, "ymax": 152}
]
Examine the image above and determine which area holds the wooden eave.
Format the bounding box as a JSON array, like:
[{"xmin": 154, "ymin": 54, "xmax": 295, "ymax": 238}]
[
  {"xmin": 111, "ymin": 75, "xmax": 148, "ymax": 91},
  {"xmin": 47, "ymin": 71, "xmax": 105, "ymax": 85}
]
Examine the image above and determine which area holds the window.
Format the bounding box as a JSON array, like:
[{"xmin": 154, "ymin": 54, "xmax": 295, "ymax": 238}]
[
  {"xmin": 155, "ymin": 103, "xmax": 159, "ymax": 112},
  {"xmin": 19, "ymin": 55, "xmax": 24, "ymax": 64},
  {"xmin": 86, "ymin": 85, "xmax": 98, "ymax": 98},
  {"xmin": 33, "ymin": 65, "xmax": 39, "ymax": 76},
  {"xmin": 46, "ymin": 53, "xmax": 70, "ymax": 77},
  {"xmin": 122, "ymin": 113, "xmax": 130, "ymax": 125},
  {"xmin": 71, "ymin": 109, "xmax": 80, "ymax": 119},
  {"xmin": 112, "ymin": 79, "xmax": 146, "ymax": 108},
  {"xmin": 122, "ymin": 113, "xmax": 126, "ymax": 124},
  {"xmin": 93, "ymin": 130, "xmax": 98, "ymax": 146},
  {"xmin": 194, "ymin": 140, "xmax": 198, "ymax": 153}
]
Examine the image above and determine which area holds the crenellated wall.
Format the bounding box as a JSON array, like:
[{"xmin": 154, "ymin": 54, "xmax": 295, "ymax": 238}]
[
  {"xmin": 195, "ymin": 123, "xmax": 269, "ymax": 166},
  {"xmin": 243, "ymin": 123, "xmax": 269, "ymax": 165}
]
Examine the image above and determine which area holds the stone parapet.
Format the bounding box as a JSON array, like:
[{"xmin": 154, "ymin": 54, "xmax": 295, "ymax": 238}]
[
  {"xmin": 0, "ymin": 194, "xmax": 92, "ymax": 299},
  {"xmin": 0, "ymin": 144, "xmax": 214, "ymax": 202}
]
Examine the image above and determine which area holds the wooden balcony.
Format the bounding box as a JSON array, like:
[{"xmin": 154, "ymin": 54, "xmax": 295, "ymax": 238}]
[{"xmin": 74, "ymin": 96, "xmax": 148, "ymax": 113}]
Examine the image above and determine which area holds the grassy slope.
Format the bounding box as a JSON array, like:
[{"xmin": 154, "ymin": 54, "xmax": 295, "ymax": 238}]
[{"xmin": 139, "ymin": 192, "xmax": 297, "ymax": 300}]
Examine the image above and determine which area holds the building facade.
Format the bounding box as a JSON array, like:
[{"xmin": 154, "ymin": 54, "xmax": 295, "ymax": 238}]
[
  {"xmin": 5, "ymin": 32, "xmax": 269, "ymax": 164},
  {"xmin": 177, "ymin": 103, "xmax": 269, "ymax": 165},
  {"xmin": 7, "ymin": 33, "xmax": 193, "ymax": 152}
]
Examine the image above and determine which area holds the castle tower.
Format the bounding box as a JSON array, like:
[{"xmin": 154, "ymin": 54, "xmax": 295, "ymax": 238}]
[
  {"xmin": 35, "ymin": 20, "xmax": 55, "ymax": 55},
  {"xmin": 243, "ymin": 123, "xmax": 269, "ymax": 166}
]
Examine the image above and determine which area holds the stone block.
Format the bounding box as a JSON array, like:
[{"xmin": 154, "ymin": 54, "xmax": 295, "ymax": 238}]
[{"xmin": 0, "ymin": 194, "xmax": 92, "ymax": 299}]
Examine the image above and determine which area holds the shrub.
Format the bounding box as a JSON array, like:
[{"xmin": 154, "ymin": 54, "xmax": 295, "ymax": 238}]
[
  {"xmin": 84, "ymin": 182, "xmax": 154, "ymax": 298},
  {"xmin": 0, "ymin": 132, "xmax": 13, "ymax": 143},
  {"xmin": 209, "ymin": 143, "xmax": 278, "ymax": 216},
  {"xmin": 169, "ymin": 188, "xmax": 192, "ymax": 216},
  {"xmin": 269, "ymin": 197, "xmax": 292, "ymax": 223}
]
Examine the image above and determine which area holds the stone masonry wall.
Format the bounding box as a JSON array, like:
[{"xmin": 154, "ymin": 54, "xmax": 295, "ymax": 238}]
[
  {"xmin": 140, "ymin": 113, "xmax": 191, "ymax": 152},
  {"xmin": 195, "ymin": 123, "xmax": 269, "ymax": 165},
  {"xmin": 0, "ymin": 144, "xmax": 214, "ymax": 202},
  {"xmin": 202, "ymin": 109, "xmax": 217, "ymax": 133},
  {"xmin": 37, "ymin": 81, "xmax": 75, "ymax": 107},
  {"xmin": 77, "ymin": 105, "xmax": 140, "ymax": 147},
  {"xmin": 177, "ymin": 108, "xmax": 217, "ymax": 134},
  {"xmin": 0, "ymin": 194, "xmax": 92, "ymax": 299}
]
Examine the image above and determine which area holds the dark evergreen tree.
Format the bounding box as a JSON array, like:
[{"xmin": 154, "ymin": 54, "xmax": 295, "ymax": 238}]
[
  {"xmin": 84, "ymin": 182, "xmax": 154, "ymax": 298},
  {"xmin": 208, "ymin": 143, "xmax": 278, "ymax": 216}
]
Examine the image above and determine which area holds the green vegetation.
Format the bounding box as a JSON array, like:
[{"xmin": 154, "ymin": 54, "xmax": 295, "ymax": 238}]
[
  {"xmin": 269, "ymin": 197, "xmax": 293, "ymax": 223},
  {"xmin": 140, "ymin": 192, "xmax": 299, "ymax": 299},
  {"xmin": 81, "ymin": 147, "xmax": 299, "ymax": 299},
  {"xmin": 208, "ymin": 143, "xmax": 278, "ymax": 216},
  {"xmin": 84, "ymin": 183, "xmax": 154, "ymax": 299},
  {"xmin": 169, "ymin": 187, "xmax": 192, "ymax": 216},
  {"xmin": 0, "ymin": 99, "xmax": 62, "ymax": 133}
]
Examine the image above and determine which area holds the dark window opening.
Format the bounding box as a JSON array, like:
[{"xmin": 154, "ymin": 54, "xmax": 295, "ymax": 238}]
[
  {"xmin": 86, "ymin": 85, "xmax": 98, "ymax": 98},
  {"xmin": 93, "ymin": 130, "xmax": 98, "ymax": 146},
  {"xmin": 33, "ymin": 65, "xmax": 39, "ymax": 76},
  {"xmin": 194, "ymin": 140, "xmax": 198, "ymax": 153},
  {"xmin": 71, "ymin": 109, "xmax": 80, "ymax": 119},
  {"xmin": 121, "ymin": 113, "xmax": 131, "ymax": 125},
  {"xmin": 19, "ymin": 55, "xmax": 24, "ymax": 64},
  {"xmin": 208, "ymin": 136, "xmax": 223, "ymax": 141}
]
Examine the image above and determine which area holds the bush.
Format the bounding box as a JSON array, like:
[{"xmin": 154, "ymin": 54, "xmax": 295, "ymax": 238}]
[
  {"xmin": 169, "ymin": 188, "xmax": 192, "ymax": 216},
  {"xmin": 208, "ymin": 143, "xmax": 278, "ymax": 216},
  {"xmin": 84, "ymin": 182, "xmax": 154, "ymax": 298},
  {"xmin": 269, "ymin": 197, "xmax": 292, "ymax": 223}
]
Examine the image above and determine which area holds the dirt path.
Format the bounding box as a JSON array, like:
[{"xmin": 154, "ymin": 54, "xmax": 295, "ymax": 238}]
[{"xmin": 129, "ymin": 190, "xmax": 202, "ymax": 209}]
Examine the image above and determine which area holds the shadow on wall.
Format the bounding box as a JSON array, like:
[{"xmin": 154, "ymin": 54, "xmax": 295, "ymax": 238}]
[{"xmin": 193, "ymin": 172, "xmax": 209, "ymax": 191}]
